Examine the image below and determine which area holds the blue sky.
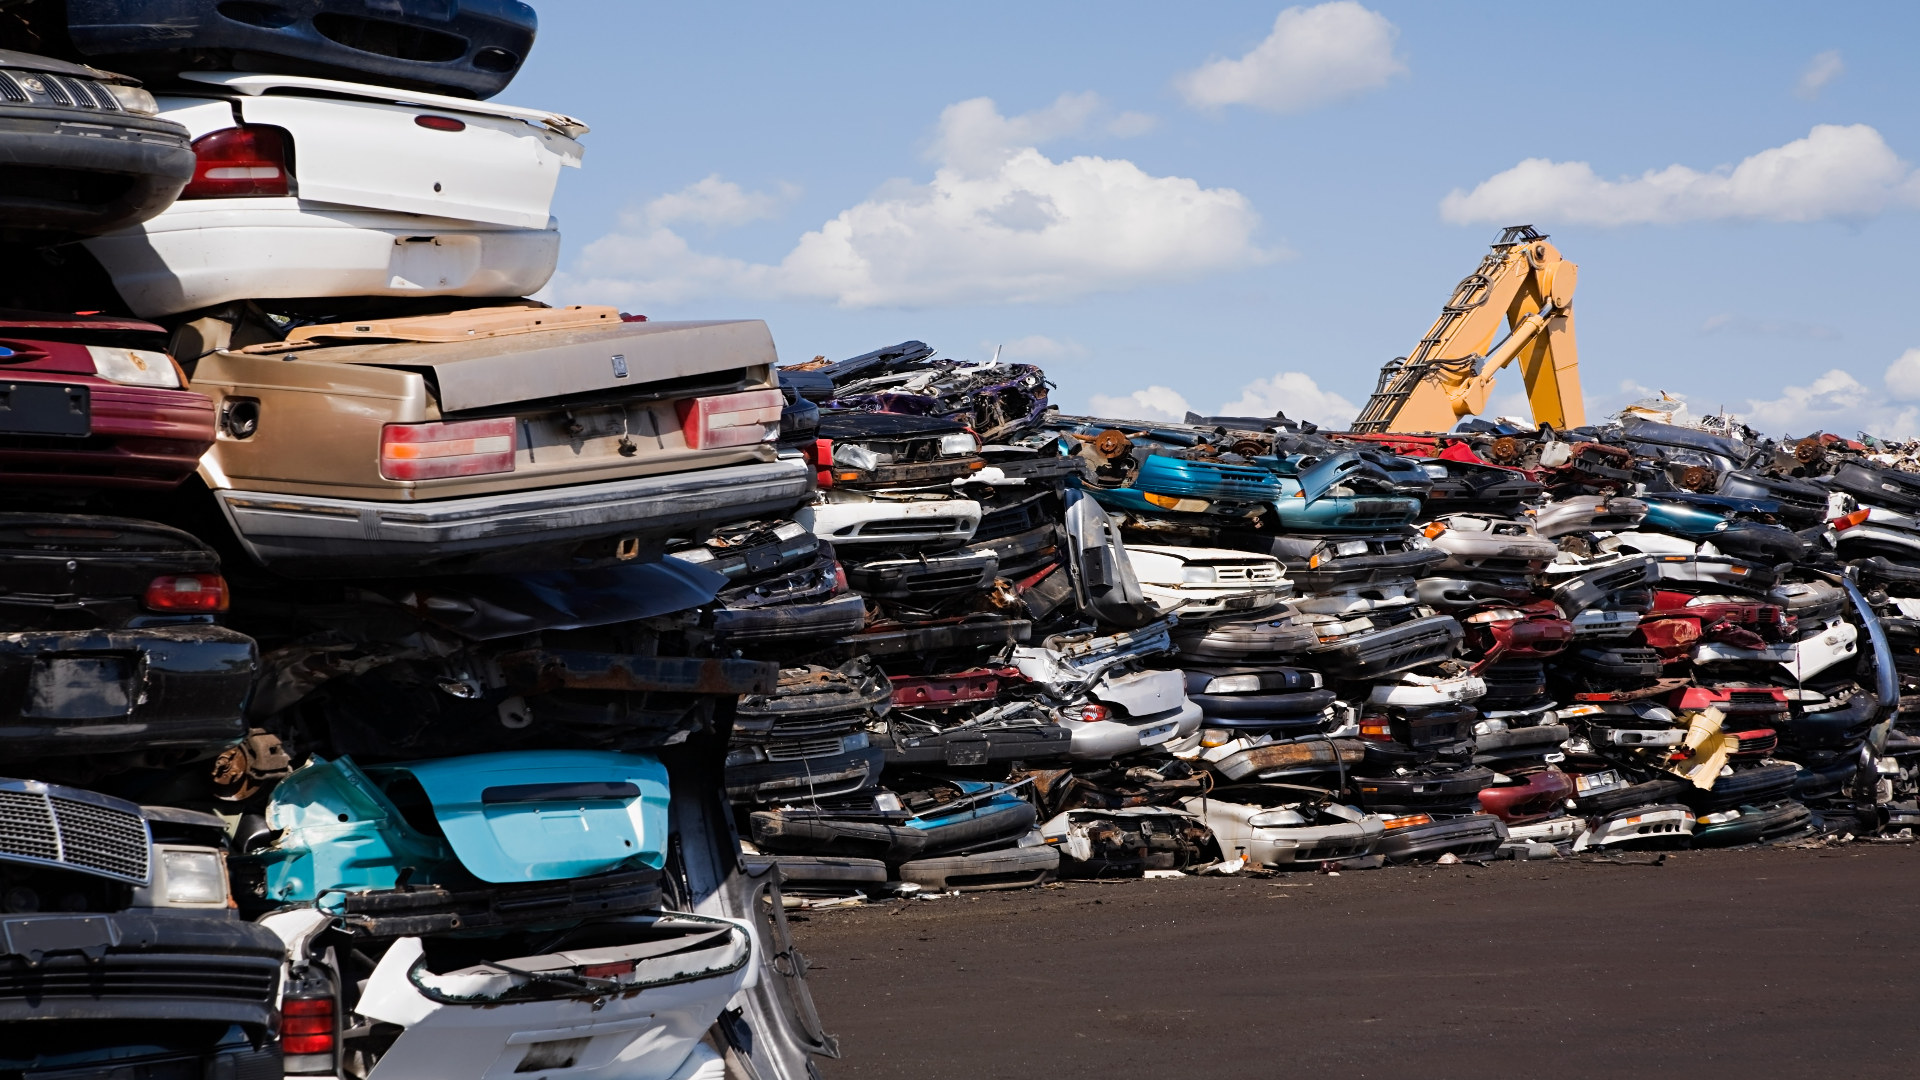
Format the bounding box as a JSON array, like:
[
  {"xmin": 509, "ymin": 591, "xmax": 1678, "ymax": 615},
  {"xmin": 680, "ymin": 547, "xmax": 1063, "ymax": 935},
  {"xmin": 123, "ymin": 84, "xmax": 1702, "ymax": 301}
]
[{"xmin": 514, "ymin": 2, "xmax": 1920, "ymax": 437}]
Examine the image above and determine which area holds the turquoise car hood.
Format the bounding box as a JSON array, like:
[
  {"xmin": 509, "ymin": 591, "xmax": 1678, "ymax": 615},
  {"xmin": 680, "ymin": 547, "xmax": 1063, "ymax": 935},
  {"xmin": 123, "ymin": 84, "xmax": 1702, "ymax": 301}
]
[{"xmin": 366, "ymin": 750, "xmax": 671, "ymax": 885}]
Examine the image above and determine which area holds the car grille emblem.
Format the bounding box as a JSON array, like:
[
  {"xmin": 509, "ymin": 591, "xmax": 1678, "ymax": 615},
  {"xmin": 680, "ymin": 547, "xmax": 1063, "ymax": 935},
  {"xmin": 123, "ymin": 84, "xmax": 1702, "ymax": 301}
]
[{"xmin": 611, "ymin": 354, "xmax": 628, "ymax": 378}]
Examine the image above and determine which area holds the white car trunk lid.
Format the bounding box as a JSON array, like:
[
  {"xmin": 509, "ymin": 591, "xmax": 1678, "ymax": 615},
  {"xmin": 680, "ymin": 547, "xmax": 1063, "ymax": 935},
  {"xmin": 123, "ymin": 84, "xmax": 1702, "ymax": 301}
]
[{"xmin": 231, "ymin": 92, "xmax": 581, "ymax": 229}]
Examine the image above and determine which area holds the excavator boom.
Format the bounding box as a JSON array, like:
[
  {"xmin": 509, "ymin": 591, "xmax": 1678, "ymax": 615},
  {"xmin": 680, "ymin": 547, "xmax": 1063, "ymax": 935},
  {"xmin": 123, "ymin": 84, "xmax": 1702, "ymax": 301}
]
[{"xmin": 1351, "ymin": 225, "xmax": 1585, "ymax": 434}]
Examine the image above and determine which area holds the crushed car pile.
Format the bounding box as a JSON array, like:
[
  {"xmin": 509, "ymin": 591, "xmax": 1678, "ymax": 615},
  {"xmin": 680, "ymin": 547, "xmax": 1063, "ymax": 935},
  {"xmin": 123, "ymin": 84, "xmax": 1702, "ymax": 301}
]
[
  {"xmin": 0, "ymin": 3, "xmax": 1916, "ymax": 1076},
  {"xmin": 0, "ymin": 5, "xmax": 828, "ymax": 1079},
  {"xmin": 741, "ymin": 363, "xmax": 1920, "ymax": 895}
]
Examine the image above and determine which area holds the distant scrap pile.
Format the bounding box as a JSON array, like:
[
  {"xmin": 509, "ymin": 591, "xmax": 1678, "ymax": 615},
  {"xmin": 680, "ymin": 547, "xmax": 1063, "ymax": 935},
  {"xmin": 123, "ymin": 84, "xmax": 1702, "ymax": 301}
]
[{"xmin": 741, "ymin": 340, "xmax": 1920, "ymax": 897}]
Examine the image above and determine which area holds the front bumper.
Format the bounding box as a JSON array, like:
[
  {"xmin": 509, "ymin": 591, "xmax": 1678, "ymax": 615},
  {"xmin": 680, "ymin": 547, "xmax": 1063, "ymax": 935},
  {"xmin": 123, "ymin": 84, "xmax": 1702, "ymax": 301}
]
[
  {"xmin": 0, "ymin": 624, "xmax": 255, "ymax": 757},
  {"xmin": 0, "ymin": 107, "xmax": 192, "ymax": 236},
  {"xmin": 1306, "ymin": 613, "xmax": 1463, "ymax": 679},
  {"xmin": 0, "ymin": 912, "xmax": 281, "ymax": 1026},
  {"xmin": 213, "ymin": 458, "xmax": 815, "ymax": 577},
  {"xmin": 85, "ymin": 198, "xmax": 560, "ymax": 318},
  {"xmin": 724, "ymin": 745, "xmax": 885, "ymax": 804}
]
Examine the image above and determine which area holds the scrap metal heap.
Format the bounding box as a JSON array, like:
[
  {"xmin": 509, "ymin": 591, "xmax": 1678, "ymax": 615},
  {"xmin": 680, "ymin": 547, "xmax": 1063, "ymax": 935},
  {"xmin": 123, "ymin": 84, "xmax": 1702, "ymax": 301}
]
[
  {"xmin": 0, "ymin": 1, "xmax": 1913, "ymax": 1071},
  {"xmin": 735, "ymin": 352, "xmax": 1920, "ymax": 897}
]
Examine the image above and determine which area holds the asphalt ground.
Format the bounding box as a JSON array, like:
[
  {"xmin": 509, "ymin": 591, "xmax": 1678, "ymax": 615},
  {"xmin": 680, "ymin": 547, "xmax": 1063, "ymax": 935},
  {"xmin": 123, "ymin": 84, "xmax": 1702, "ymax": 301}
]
[{"xmin": 792, "ymin": 841, "xmax": 1920, "ymax": 1079}]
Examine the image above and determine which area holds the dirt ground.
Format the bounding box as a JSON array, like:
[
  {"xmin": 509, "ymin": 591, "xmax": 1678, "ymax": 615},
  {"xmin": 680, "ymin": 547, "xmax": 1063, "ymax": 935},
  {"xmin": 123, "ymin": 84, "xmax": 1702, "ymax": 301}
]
[{"xmin": 791, "ymin": 842, "xmax": 1920, "ymax": 1079}]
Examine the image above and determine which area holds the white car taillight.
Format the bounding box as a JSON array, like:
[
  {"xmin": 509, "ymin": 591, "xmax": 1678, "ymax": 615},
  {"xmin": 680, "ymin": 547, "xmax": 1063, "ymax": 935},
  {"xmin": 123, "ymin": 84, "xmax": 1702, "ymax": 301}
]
[
  {"xmin": 676, "ymin": 389, "xmax": 782, "ymax": 449},
  {"xmin": 380, "ymin": 418, "xmax": 516, "ymax": 480}
]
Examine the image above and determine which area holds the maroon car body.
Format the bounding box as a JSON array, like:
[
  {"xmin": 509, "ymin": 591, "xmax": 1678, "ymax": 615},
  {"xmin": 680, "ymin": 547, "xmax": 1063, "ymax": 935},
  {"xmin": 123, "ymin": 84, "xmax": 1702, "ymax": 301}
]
[{"xmin": 0, "ymin": 310, "xmax": 213, "ymax": 490}]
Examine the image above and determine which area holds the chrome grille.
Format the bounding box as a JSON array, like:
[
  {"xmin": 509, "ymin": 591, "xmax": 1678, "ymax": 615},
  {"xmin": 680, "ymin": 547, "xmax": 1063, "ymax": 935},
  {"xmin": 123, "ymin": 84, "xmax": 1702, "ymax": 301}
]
[
  {"xmin": 1212, "ymin": 564, "xmax": 1282, "ymax": 583},
  {"xmin": 765, "ymin": 735, "xmax": 849, "ymax": 762},
  {"xmin": 0, "ymin": 72, "xmax": 25, "ymax": 103},
  {"xmin": 0, "ymin": 788, "xmax": 150, "ymax": 884},
  {"xmin": 856, "ymin": 518, "xmax": 962, "ymax": 537}
]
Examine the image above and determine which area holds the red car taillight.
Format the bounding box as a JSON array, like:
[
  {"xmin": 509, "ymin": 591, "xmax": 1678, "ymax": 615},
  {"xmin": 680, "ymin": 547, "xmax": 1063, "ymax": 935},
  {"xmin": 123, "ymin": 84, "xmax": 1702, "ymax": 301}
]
[
  {"xmin": 675, "ymin": 389, "xmax": 782, "ymax": 449},
  {"xmin": 181, "ymin": 126, "xmax": 292, "ymax": 198},
  {"xmin": 281, "ymin": 994, "xmax": 336, "ymax": 1059},
  {"xmin": 144, "ymin": 574, "xmax": 228, "ymax": 613},
  {"xmin": 380, "ymin": 418, "xmax": 517, "ymax": 481},
  {"xmin": 805, "ymin": 438, "xmax": 835, "ymax": 488},
  {"xmin": 1830, "ymin": 508, "xmax": 1871, "ymax": 530}
]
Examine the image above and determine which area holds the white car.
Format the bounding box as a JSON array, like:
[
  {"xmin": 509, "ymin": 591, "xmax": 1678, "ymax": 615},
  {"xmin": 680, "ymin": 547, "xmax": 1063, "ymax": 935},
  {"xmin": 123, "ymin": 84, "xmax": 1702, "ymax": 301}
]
[
  {"xmin": 1180, "ymin": 794, "xmax": 1385, "ymax": 866},
  {"xmin": 1122, "ymin": 544, "xmax": 1289, "ymax": 619},
  {"xmin": 266, "ymin": 907, "xmax": 753, "ymax": 1080},
  {"xmin": 86, "ymin": 73, "xmax": 585, "ymax": 319}
]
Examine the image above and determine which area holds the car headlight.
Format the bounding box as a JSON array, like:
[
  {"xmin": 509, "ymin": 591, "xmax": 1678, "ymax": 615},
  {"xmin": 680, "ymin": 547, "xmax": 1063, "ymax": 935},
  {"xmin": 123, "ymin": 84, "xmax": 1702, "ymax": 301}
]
[
  {"xmin": 1247, "ymin": 809, "xmax": 1309, "ymax": 828},
  {"xmin": 841, "ymin": 731, "xmax": 870, "ymax": 752},
  {"xmin": 1203, "ymin": 674, "xmax": 1264, "ymax": 694},
  {"xmin": 87, "ymin": 345, "xmax": 181, "ymax": 388},
  {"xmin": 106, "ymin": 83, "xmax": 159, "ymax": 115},
  {"xmin": 939, "ymin": 433, "xmax": 980, "ymax": 456},
  {"xmin": 1182, "ymin": 566, "xmax": 1218, "ymax": 584},
  {"xmin": 1697, "ymin": 810, "xmax": 1742, "ymax": 825},
  {"xmin": 723, "ymin": 746, "xmax": 767, "ymax": 767},
  {"xmin": 162, "ymin": 849, "xmax": 227, "ymax": 906},
  {"xmin": 832, "ymin": 442, "xmax": 880, "ymax": 472}
]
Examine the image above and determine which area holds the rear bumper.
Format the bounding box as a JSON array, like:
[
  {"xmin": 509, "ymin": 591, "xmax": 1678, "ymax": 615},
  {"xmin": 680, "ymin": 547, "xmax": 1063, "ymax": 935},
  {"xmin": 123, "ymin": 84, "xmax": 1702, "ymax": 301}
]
[
  {"xmin": 0, "ymin": 382, "xmax": 214, "ymax": 491},
  {"xmin": 1374, "ymin": 815, "xmax": 1507, "ymax": 863},
  {"xmin": 0, "ymin": 625, "xmax": 254, "ymax": 757},
  {"xmin": 1064, "ymin": 700, "xmax": 1203, "ymax": 760},
  {"xmin": 213, "ymin": 458, "xmax": 814, "ymax": 577},
  {"xmin": 0, "ymin": 912, "xmax": 281, "ymax": 1026},
  {"xmin": 85, "ymin": 199, "xmax": 560, "ymax": 318}
]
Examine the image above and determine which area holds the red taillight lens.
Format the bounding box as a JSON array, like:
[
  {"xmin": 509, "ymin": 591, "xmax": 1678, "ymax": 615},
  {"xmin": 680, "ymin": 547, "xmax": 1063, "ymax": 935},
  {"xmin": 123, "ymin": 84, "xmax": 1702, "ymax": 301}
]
[
  {"xmin": 414, "ymin": 114, "xmax": 467, "ymax": 132},
  {"xmin": 676, "ymin": 389, "xmax": 783, "ymax": 450},
  {"xmin": 1831, "ymin": 508, "xmax": 1872, "ymax": 530},
  {"xmin": 808, "ymin": 438, "xmax": 835, "ymax": 488},
  {"xmin": 1079, "ymin": 705, "xmax": 1111, "ymax": 724},
  {"xmin": 581, "ymin": 959, "xmax": 637, "ymax": 978},
  {"xmin": 182, "ymin": 126, "xmax": 291, "ymax": 198},
  {"xmin": 380, "ymin": 418, "xmax": 516, "ymax": 481},
  {"xmin": 281, "ymin": 995, "xmax": 335, "ymax": 1056},
  {"xmin": 144, "ymin": 574, "xmax": 228, "ymax": 613}
]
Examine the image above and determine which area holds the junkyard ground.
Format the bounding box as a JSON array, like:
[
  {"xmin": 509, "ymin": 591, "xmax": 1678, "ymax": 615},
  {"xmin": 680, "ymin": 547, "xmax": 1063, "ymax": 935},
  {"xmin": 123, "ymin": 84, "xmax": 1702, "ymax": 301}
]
[{"xmin": 795, "ymin": 842, "xmax": 1920, "ymax": 1079}]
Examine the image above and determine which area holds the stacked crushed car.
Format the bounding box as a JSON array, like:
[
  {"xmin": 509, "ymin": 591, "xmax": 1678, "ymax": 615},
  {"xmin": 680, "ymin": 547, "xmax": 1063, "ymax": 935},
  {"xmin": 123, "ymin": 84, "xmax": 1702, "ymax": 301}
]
[
  {"xmin": 738, "ymin": 353, "xmax": 1919, "ymax": 897},
  {"xmin": 0, "ymin": 5, "xmax": 832, "ymax": 1079}
]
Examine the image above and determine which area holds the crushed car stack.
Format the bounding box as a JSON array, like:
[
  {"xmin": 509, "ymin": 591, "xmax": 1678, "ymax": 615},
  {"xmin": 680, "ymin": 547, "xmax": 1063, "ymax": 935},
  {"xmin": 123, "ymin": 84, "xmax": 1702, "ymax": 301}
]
[{"xmin": 0, "ymin": 5, "xmax": 831, "ymax": 1079}]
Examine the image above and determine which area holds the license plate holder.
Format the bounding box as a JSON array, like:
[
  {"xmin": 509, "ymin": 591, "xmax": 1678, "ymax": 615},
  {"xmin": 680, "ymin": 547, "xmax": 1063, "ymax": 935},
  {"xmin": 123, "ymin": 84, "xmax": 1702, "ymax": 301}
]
[
  {"xmin": 23, "ymin": 656, "xmax": 135, "ymax": 720},
  {"xmin": 0, "ymin": 382, "xmax": 90, "ymax": 437}
]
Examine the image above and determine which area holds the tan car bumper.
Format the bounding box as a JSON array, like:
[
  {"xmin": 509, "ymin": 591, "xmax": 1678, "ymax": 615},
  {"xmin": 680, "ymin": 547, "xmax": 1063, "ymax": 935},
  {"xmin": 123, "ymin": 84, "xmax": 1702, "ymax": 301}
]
[{"xmin": 214, "ymin": 457, "xmax": 814, "ymax": 577}]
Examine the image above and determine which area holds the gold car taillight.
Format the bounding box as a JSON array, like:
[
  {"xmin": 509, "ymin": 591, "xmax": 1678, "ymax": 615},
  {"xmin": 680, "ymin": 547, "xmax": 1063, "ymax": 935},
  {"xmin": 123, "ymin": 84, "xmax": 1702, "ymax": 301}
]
[
  {"xmin": 380, "ymin": 418, "xmax": 516, "ymax": 480},
  {"xmin": 675, "ymin": 389, "xmax": 783, "ymax": 449}
]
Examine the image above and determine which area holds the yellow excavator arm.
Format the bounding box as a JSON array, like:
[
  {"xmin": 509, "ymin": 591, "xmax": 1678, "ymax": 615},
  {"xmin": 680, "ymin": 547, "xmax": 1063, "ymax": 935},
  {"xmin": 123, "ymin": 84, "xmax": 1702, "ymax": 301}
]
[{"xmin": 1351, "ymin": 225, "xmax": 1585, "ymax": 434}]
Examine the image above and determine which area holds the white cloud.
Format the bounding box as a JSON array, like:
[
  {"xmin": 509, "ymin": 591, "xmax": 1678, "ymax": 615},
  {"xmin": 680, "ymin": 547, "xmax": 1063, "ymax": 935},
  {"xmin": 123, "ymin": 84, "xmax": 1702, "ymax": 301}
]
[
  {"xmin": 1086, "ymin": 371, "xmax": 1360, "ymax": 428},
  {"xmin": 638, "ymin": 174, "xmax": 796, "ymax": 228},
  {"xmin": 1216, "ymin": 370, "xmax": 1359, "ymax": 428},
  {"xmin": 1177, "ymin": 2, "xmax": 1405, "ymax": 113},
  {"xmin": 1885, "ymin": 348, "xmax": 1920, "ymax": 401},
  {"xmin": 557, "ymin": 96, "xmax": 1269, "ymax": 308},
  {"xmin": 1796, "ymin": 50, "xmax": 1844, "ymax": 100},
  {"xmin": 1699, "ymin": 312, "xmax": 1841, "ymax": 340},
  {"xmin": 1440, "ymin": 124, "xmax": 1919, "ymax": 226},
  {"xmin": 988, "ymin": 335, "xmax": 1087, "ymax": 360},
  {"xmin": 1734, "ymin": 369, "xmax": 1920, "ymax": 439},
  {"xmin": 1089, "ymin": 386, "xmax": 1192, "ymax": 423}
]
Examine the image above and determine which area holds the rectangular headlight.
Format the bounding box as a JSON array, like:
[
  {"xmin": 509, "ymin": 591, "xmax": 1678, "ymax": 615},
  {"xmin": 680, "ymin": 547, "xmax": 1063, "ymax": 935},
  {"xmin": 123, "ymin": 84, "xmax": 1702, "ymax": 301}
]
[{"xmin": 161, "ymin": 849, "xmax": 227, "ymax": 906}]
